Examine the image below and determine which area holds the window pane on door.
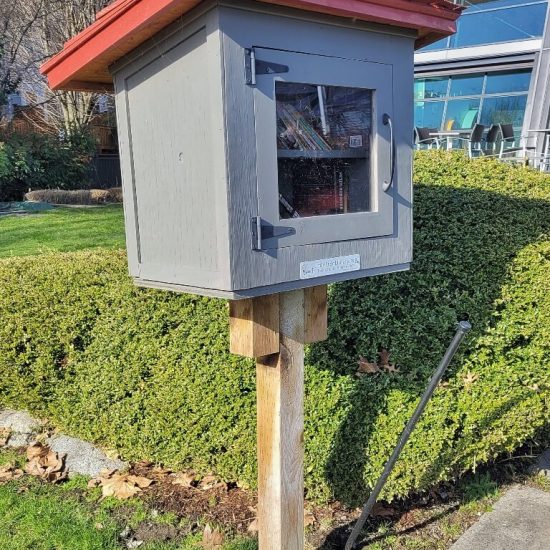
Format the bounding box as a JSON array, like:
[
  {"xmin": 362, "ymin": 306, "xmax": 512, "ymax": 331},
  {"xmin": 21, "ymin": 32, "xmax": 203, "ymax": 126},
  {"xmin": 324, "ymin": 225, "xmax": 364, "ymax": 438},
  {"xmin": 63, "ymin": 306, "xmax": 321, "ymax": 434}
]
[
  {"xmin": 444, "ymin": 98, "xmax": 480, "ymax": 130},
  {"xmin": 414, "ymin": 101, "xmax": 444, "ymax": 130},
  {"xmin": 479, "ymin": 95, "xmax": 527, "ymax": 128},
  {"xmin": 276, "ymin": 82, "xmax": 372, "ymax": 219}
]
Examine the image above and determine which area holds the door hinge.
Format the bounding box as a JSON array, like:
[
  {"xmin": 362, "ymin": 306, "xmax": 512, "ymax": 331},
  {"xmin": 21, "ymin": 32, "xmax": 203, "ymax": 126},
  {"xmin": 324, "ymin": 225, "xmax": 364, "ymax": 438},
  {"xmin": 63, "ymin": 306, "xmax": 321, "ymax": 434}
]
[
  {"xmin": 251, "ymin": 217, "xmax": 295, "ymax": 250},
  {"xmin": 245, "ymin": 49, "xmax": 289, "ymax": 86}
]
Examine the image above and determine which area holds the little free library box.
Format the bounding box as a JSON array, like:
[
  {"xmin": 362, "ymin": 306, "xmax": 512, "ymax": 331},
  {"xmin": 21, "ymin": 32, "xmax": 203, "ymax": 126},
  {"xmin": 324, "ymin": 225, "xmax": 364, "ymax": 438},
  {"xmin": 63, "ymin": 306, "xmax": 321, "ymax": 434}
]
[
  {"xmin": 42, "ymin": 0, "xmax": 460, "ymax": 300},
  {"xmin": 42, "ymin": 1, "xmax": 460, "ymax": 548}
]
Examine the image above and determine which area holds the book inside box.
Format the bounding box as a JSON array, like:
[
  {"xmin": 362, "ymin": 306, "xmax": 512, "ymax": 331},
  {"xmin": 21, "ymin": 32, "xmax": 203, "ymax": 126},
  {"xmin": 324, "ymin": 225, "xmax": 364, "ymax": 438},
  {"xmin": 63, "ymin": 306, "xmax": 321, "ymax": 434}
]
[{"xmin": 276, "ymin": 82, "xmax": 372, "ymax": 219}]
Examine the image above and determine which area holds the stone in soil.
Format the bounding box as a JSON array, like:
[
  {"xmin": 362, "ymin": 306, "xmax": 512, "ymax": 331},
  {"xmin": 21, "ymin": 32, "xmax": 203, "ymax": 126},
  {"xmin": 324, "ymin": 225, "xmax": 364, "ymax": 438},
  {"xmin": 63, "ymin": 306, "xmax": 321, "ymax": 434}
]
[
  {"xmin": 0, "ymin": 410, "xmax": 41, "ymax": 447},
  {"xmin": 47, "ymin": 435, "xmax": 126, "ymax": 478}
]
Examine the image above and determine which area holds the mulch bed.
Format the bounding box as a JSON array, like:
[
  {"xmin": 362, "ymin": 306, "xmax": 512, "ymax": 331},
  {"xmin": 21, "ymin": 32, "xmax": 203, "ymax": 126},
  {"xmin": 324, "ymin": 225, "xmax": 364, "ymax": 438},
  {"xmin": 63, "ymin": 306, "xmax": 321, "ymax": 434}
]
[{"xmin": 129, "ymin": 462, "xmax": 257, "ymax": 533}]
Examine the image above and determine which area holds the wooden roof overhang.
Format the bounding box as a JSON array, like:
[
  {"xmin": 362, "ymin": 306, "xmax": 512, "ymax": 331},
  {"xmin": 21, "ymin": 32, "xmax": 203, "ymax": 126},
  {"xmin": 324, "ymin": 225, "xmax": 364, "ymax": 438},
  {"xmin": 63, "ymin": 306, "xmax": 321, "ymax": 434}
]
[{"xmin": 41, "ymin": 0, "xmax": 463, "ymax": 92}]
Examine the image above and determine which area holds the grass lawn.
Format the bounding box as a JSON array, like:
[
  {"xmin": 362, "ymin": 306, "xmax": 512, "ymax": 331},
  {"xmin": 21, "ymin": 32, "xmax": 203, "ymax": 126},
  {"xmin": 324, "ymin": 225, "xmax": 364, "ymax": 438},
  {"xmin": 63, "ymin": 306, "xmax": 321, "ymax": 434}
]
[
  {"xmin": 0, "ymin": 205, "xmax": 125, "ymax": 258},
  {"xmin": 1, "ymin": 446, "xmax": 548, "ymax": 550},
  {"xmin": 0, "ymin": 451, "xmax": 254, "ymax": 550}
]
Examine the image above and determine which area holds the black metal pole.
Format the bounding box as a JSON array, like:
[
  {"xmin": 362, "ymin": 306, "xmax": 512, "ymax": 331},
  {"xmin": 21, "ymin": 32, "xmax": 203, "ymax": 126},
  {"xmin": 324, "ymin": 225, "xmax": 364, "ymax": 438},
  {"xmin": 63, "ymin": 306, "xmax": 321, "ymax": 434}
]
[{"xmin": 345, "ymin": 321, "xmax": 472, "ymax": 550}]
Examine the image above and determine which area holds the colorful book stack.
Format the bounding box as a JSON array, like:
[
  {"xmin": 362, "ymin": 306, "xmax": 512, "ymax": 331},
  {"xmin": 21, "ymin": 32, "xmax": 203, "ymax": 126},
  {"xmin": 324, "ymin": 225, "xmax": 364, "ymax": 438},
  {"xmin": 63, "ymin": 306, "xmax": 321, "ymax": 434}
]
[{"xmin": 277, "ymin": 102, "xmax": 332, "ymax": 151}]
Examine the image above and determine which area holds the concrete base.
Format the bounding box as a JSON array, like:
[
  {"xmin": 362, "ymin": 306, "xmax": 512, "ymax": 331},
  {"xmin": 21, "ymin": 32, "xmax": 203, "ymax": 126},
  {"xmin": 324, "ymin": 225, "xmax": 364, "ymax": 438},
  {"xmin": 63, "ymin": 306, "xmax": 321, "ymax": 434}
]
[{"xmin": 451, "ymin": 485, "xmax": 550, "ymax": 550}]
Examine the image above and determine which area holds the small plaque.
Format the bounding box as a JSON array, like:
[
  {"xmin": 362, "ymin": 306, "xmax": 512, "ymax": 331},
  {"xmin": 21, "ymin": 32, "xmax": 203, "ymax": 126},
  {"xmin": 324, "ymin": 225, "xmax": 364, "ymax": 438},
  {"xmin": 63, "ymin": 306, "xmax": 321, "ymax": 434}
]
[
  {"xmin": 349, "ymin": 135, "xmax": 363, "ymax": 148},
  {"xmin": 300, "ymin": 255, "xmax": 361, "ymax": 280}
]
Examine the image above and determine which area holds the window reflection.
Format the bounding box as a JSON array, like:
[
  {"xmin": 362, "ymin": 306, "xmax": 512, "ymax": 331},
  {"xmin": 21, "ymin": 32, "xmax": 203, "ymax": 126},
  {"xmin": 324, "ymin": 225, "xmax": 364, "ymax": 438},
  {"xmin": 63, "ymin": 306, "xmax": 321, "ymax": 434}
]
[
  {"xmin": 420, "ymin": 0, "xmax": 548, "ymax": 51},
  {"xmin": 276, "ymin": 82, "xmax": 372, "ymax": 219},
  {"xmin": 485, "ymin": 69, "xmax": 531, "ymax": 94},
  {"xmin": 449, "ymin": 75, "xmax": 484, "ymax": 97},
  {"xmin": 414, "ymin": 69, "xmax": 532, "ymax": 131},
  {"xmin": 445, "ymin": 98, "xmax": 481, "ymax": 130},
  {"xmin": 479, "ymin": 95, "xmax": 528, "ymax": 127},
  {"xmin": 414, "ymin": 77, "xmax": 449, "ymax": 99},
  {"xmin": 414, "ymin": 101, "xmax": 445, "ymax": 129}
]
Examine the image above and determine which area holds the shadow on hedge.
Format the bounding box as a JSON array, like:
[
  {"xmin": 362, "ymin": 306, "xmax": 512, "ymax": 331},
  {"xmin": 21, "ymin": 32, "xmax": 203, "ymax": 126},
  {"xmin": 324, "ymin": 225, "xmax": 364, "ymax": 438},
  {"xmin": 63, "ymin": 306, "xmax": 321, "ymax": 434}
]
[{"xmin": 309, "ymin": 182, "xmax": 550, "ymax": 516}]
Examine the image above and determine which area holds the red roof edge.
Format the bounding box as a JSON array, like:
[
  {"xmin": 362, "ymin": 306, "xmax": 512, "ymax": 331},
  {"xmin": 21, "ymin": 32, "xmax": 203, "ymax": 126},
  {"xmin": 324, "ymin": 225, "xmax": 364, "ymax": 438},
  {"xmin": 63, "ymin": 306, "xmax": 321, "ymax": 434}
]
[{"xmin": 41, "ymin": 0, "xmax": 463, "ymax": 92}]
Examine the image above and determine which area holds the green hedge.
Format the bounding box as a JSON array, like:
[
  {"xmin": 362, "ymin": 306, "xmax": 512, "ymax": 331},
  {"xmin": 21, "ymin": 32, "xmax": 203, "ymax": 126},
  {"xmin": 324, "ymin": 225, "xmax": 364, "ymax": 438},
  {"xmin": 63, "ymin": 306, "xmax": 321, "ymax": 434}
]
[{"xmin": 0, "ymin": 151, "xmax": 549, "ymax": 505}]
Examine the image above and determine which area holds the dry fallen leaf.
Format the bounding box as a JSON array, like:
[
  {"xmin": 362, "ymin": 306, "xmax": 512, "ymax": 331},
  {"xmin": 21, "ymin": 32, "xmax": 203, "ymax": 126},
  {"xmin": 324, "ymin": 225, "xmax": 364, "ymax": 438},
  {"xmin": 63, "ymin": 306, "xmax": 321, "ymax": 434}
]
[
  {"xmin": 25, "ymin": 442, "xmax": 67, "ymax": 483},
  {"xmin": 304, "ymin": 510, "xmax": 316, "ymax": 527},
  {"xmin": 150, "ymin": 466, "xmax": 172, "ymax": 480},
  {"xmin": 92, "ymin": 470, "xmax": 154, "ymax": 500},
  {"xmin": 172, "ymin": 470, "xmax": 196, "ymax": 488},
  {"xmin": 463, "ymin": 372, "xmax": 479, "ymax": 388},
  {"xmin": 100, "ymin": 474, "xmax": 143, "ymax": 500},
  {"xmin": 378, "ymin": 349, "xmax": 391, "ymax": 366},
  {"xmin": 0, "ymin": 463, "xmax": 24, "ymax": 483},
  {"xmin": 381, "ymin": 363, "xmax": 400, "ymax": 373},
  {"xmin": 247, "ymin": 518, "xmax": 258, "ymax": 533},
  {"xmin": 199, "ymin": 474, "xmax": 227, "ymax": 491},
  {"xmin": 379, "ymin": 349, "xmax": 400, "ymax": 373},
  {"xmin": 356, "ymin": 357, "xmax": 379, "ymax": 376},
  {"xmin": 0, "ymin": 428, "xmax": 12, "ymax": 447},
  {"xmin": 202, "ymin": 524, "xmax": 224, "ymax": 549}
]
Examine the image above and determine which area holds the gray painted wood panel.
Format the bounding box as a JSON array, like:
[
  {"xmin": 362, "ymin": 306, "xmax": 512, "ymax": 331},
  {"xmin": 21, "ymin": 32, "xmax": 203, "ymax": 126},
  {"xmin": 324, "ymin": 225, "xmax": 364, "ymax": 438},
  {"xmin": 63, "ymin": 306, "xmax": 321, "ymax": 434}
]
[
  {"xmin": 114, "ymin": 12, "xmax": 232, "ymax": 290},
  {"xmin": 220, "ymin": 6, "xmax": 414, "ymax": 293},
  {"xmin": 112, "ymin": 1, "xmax": 414, "ymax": 299}
]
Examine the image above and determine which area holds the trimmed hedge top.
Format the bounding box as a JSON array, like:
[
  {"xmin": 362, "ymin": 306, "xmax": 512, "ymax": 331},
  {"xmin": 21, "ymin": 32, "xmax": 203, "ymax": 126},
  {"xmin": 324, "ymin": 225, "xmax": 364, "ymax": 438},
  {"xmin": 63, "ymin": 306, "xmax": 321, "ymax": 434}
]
[{"xmin": 0, "ymin": 151, "xmax": 549, "ymax": 505}]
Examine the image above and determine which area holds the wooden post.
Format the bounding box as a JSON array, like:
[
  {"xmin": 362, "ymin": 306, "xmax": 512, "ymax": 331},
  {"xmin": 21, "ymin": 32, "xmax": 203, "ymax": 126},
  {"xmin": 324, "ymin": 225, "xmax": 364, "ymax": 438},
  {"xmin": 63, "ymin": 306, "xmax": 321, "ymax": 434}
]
[{"xmin": 229, "ymin": 286, "xmax": 328, "ymax": 550}]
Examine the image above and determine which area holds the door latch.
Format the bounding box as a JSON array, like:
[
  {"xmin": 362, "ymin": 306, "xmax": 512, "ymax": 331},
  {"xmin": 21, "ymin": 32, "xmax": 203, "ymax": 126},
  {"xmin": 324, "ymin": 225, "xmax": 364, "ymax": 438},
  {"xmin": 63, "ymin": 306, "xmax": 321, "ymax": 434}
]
[
  {"xmin": 245, "ymin": 49, "xmax": 289, "ymax": 86},
  {"xmin": 251, "ymin": 217, "xmax": 295, "ymax": 250}
]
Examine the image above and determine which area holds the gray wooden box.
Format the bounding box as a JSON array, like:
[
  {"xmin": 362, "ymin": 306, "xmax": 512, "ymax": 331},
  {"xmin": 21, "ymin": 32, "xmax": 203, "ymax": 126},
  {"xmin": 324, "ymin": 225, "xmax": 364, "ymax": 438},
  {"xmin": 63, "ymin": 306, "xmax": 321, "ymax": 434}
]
[{"xmin": 112, "ymin": 0, "xmax": 414, "ymax": 299}]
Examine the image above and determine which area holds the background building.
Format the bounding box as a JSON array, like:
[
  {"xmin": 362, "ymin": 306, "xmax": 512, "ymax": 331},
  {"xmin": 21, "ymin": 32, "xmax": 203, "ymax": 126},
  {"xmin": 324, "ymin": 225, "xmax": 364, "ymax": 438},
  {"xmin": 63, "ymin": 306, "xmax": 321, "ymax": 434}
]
[{"xmin": 414, "ymin": 0, "xmax": 550, "ymax": 153}]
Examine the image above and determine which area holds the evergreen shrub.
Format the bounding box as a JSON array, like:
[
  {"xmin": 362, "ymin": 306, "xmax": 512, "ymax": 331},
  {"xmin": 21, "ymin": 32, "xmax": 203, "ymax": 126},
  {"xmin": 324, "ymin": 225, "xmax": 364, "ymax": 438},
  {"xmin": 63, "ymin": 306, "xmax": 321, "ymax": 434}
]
[
  {"xmin": 0, "ymin": 131, "xmax": 96, "ymax": 201},
  {"xmin": 0, "ymin": 151, "xmax": 549, "ymax": 504}
]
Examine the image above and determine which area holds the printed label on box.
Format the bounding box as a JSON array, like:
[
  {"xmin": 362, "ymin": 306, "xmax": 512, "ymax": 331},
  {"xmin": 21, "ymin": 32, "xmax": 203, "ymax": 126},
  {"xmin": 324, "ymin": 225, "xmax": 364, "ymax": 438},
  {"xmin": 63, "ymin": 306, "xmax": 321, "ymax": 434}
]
[
  {"xmin": 300, "ymin": 254, "xmax": 361, "ymax": 280},
  {"xmin": 349, "ymin": 135, "xmax": 363, "ymax": 148}
]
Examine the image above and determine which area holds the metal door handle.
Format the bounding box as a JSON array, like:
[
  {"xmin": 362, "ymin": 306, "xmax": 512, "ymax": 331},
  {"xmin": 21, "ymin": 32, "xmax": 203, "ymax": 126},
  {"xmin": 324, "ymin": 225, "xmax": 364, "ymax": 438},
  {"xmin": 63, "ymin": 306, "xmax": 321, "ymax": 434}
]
[{"xmin": 382, "ymin": 113, "xmax": 395, "ymax": 192}]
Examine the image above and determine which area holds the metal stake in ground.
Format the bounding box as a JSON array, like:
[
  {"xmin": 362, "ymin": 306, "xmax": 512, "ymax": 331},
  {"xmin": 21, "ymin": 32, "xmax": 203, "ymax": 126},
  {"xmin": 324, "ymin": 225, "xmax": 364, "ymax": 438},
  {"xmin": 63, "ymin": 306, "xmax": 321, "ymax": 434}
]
[{"xmin": 345, "ymin": 321, "xmax": 472, "ymax": 550}]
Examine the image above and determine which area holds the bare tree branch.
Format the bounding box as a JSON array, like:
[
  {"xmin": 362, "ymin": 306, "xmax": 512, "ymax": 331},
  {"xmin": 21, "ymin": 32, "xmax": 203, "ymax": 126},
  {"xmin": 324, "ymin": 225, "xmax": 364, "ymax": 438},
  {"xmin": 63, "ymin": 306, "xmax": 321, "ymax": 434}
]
[{"xmin": 1, "ymin": 0, "xmax": 112, "ymax": 134}]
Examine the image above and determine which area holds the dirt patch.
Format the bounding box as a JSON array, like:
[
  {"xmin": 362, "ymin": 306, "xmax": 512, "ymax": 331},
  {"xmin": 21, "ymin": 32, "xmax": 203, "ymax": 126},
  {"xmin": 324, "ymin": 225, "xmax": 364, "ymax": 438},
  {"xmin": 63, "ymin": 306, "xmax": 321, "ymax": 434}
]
[
  {"xmin": 133, "ymin": 521, "xmax": 180, "ymax": 543},
  {"xmin": 129, "ymin": 462, "xmax": 257, "ymax": 534}
]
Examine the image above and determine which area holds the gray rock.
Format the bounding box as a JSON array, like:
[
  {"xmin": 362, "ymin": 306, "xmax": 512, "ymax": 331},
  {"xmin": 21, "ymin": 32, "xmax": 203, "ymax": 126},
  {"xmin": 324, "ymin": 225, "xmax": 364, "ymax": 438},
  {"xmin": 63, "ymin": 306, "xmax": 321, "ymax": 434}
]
[
  {"xmin": 451, "ymin": 485, "xmax": 550, "ymax": 550},
  {"xmin": 47, "ymin": 435, "xmax": 127, "ymax": 478},
  {"xmin": 0, "ymin": 409, "xmax": 41, "ymax": 447},
  {"xmin": 532, "ymin": 449, "xmax": 550, "ymax": 477}
]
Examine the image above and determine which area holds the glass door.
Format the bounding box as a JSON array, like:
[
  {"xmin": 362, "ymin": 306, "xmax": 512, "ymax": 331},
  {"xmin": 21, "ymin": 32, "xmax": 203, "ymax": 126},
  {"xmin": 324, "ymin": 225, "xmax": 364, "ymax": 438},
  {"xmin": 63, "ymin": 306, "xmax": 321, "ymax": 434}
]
[{"xmin": 253, "ymin": 48, "xmax": 394, "ymax": 249}]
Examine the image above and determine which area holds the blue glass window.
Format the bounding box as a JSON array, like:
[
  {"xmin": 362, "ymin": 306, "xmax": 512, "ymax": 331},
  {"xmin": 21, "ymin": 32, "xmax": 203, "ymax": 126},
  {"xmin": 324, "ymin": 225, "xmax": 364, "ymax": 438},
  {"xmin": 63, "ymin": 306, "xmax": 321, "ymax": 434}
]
[
  {"xmin": 414, "ymin": 77, "xmax": 449, "ymax": 100},
  {"xmin": 414, "ymin": 69, "xmax": 532, "ymax": 131},
  {"xmin": 445, "ymin": 98, "xmax": 481, "ymax": 129},
  {"xmin": 414, "ymin": 101, "xmax": 445, "ymax": 129},
  {"xmin": 485, "ymin": 69, "xmax": 532, "ymax": 94},
  {"xmin": 452, "ymin": 3, "xmax": 548, "ymax": 48},
  {"xmin": 420, "ymin": 37, "xmax": 450, "ymax": 51},
  {"xmin": 419, "ymin": 1, "xmax": 548, "ymax": 51},
  {"xmin": 479, "ymin": 95, "xmax": 528, "ymax": 127},
  {"xmin": 449, "ymin": 75, "xmax": 484, "ymax": 97}
]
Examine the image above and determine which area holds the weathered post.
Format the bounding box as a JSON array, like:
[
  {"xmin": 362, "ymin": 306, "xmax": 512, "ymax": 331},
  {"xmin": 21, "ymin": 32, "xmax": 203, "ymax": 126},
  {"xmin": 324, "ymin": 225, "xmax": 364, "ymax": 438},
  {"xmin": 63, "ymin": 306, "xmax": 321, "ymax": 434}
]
[{"xmin": 230, "ymin": 287, "xmax": 328, "ymax": 549}]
